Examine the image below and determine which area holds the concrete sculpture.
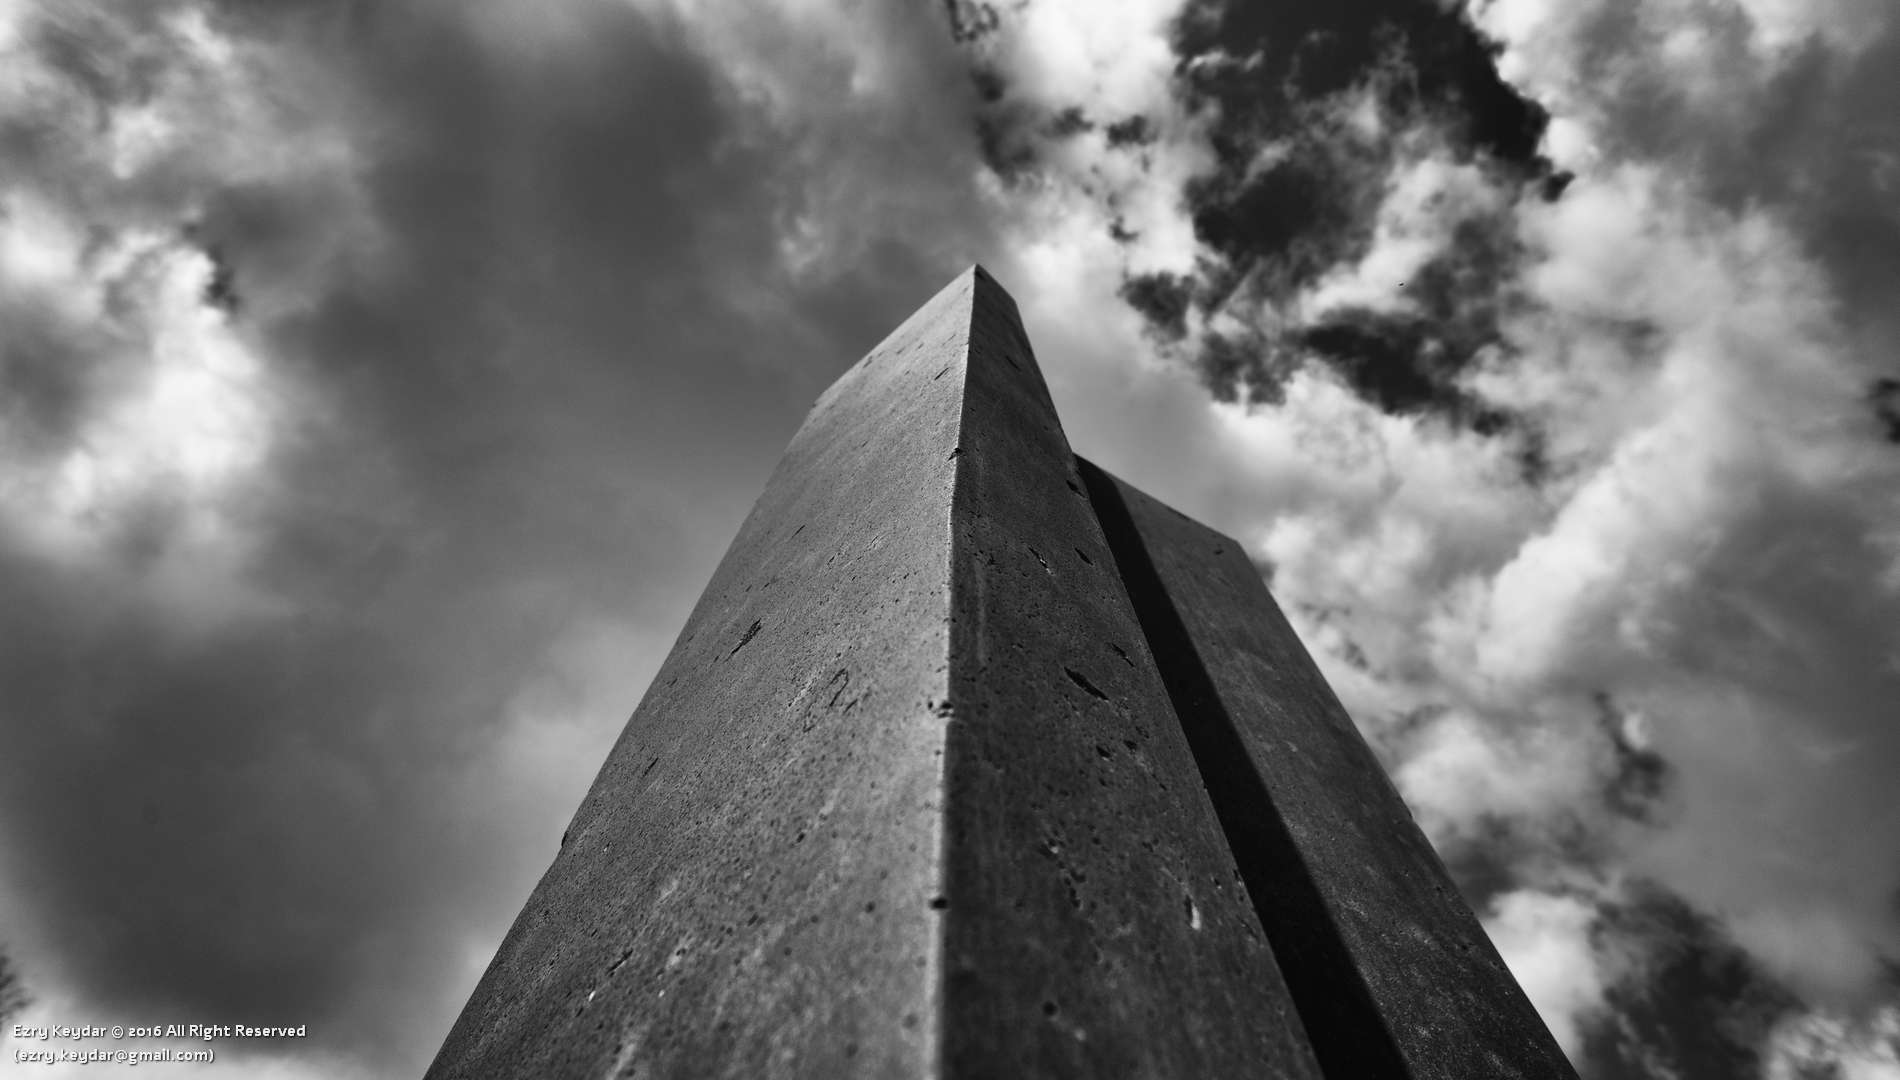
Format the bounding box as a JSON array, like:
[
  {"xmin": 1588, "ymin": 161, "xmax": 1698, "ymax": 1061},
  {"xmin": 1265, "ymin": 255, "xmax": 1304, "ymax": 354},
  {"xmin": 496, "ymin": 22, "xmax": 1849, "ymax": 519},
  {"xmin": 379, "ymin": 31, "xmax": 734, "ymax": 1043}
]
[{"xmin": 428, "ymin": 268, "xmax": 1577, "ymax": 1079}]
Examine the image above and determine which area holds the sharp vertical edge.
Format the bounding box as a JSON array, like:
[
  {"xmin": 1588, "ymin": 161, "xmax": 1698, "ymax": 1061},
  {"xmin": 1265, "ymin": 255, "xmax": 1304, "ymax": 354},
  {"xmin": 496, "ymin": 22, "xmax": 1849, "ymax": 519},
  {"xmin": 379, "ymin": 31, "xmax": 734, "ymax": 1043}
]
[{"xmin": 939, "ymin": 269, "xmax": 1321, "ymax": 1078}]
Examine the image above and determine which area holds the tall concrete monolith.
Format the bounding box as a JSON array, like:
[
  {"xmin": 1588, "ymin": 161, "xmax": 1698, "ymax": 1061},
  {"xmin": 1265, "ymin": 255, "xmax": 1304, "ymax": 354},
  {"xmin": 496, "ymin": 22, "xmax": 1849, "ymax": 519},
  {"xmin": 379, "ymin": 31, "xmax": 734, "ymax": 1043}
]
[{"xmin": 427, "ymin": 267, "xmax": 1578, "ymax": 1080}]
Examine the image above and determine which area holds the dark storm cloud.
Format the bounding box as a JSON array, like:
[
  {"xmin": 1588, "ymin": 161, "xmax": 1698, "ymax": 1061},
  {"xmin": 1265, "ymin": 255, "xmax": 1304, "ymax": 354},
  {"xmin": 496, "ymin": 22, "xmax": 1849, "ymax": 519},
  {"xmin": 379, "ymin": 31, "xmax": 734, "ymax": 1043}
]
[
  {"xmin": 0, "ymin": 0, "xmax": 995, "ymax": 1073},
  {"xmin": 1115, "ymin": 0, "xmax": 1560, "ymax": 413},
  {"xmin": 940, "ymin": 1, "xmax": 1033, "ymax": 181},
  {"xmin": 1171, "ymin": 0, "xmax": 1548, "ymax": 163},
  {"xmin": 939, "ymin": 0, "xmax": 1560, "ymax": 421},
  {"xmin": 1594, "ymin": 695, "xmax": 1671, "ymax": 828},
  {"xmin": 1874, "ymin": 378, "xmax": 1900, "ymax": 444},
  {"xmin": 1582, "ymin": 883, "xmax": 1805, "ymax": 1080},
  {"xmin": 1166, "ymin": 0, "xmax": 1549, "ymax": 252}
]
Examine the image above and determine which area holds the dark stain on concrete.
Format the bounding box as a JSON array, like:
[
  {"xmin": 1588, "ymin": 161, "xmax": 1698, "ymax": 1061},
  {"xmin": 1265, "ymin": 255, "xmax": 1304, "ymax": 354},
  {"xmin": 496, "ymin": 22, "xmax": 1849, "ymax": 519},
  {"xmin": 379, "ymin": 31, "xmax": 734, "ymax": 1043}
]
[
  {"xmin": 727, "ymin": 618, "xmax": 762, "ymax": 659},
  {"xmin": 1063, "ymin": 668, "xmax": 1108, "ymax": 701}
]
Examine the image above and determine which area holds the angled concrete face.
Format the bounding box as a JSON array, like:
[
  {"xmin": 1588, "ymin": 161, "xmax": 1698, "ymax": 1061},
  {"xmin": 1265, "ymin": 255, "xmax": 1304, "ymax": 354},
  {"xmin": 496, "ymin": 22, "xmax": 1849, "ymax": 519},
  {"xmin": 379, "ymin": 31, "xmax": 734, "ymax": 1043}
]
[
  {"xmin": 429, "ymin": 267, "xmax": 975, "ymax": 1080},
  {"xmin": 940, "ymin": 273, "xmax": 1319, "ymax": 1078},
  {"xmin": 428, "ymin": 269, "xmax": 1319, "ymax": 1080},
  {"xmin": 1078, "ymin": 461, "xmax": 1579, "ymax": 1080}
]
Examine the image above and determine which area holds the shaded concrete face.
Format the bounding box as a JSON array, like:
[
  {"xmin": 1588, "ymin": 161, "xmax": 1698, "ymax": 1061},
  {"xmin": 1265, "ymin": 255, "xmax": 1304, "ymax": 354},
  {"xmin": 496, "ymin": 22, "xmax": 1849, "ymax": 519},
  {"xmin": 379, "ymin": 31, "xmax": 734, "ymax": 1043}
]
[
  {"xmin": 1078, "ymin": 461, "xmax": 1579, "ymax": 1080},
  {"xmin": 939, "ymin": 273, "xmax": 1320, "ymax": 1078}
]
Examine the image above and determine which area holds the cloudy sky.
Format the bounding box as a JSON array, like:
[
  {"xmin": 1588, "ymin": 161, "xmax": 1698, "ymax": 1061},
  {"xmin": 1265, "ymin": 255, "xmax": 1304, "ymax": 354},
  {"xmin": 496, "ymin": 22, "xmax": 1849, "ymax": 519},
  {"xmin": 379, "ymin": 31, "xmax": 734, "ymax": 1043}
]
[{"xmin": 1, "ymin": 0, "xmax": 1896, "ymax": 1076}]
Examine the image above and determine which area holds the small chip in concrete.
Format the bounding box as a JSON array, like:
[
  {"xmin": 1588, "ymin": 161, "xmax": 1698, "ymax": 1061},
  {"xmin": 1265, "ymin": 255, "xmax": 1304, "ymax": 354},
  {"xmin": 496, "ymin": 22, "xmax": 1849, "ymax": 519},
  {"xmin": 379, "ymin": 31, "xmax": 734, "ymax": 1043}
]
[
  {"xmin": 728, "ymin": 620, "xmax": 763, "ymax": 658},
  {"xmin": 1064, "ymin": 667, "xmax": 1108, "ymax": 701}
]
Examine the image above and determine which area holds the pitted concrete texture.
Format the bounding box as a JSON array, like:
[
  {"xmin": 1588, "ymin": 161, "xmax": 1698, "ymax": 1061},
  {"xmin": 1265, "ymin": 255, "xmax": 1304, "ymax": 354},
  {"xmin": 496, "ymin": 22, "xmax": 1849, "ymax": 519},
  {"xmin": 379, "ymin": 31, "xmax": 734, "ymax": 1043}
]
[
  {"xmin": 428, "ymin": 268, "xmax": 1321, "ymax": 1079},
  {"xmin": 939, "ymin": 272, "xmax": 1320, "ymax": 1078},
  {"xmin": 1077, "ymin": 460, "xmax": 1579, "ymax": 1080},
  {"xmin": 428, "ymin": 272, "xmax": 975, "ymax": 1079}
]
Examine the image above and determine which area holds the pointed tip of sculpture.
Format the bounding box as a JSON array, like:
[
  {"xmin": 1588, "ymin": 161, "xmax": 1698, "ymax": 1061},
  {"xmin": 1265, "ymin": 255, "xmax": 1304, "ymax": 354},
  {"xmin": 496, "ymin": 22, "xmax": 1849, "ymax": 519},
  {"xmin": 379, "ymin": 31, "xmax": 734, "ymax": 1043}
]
[{"xmin": 964, "ymin": 263, "xmax": 1022, "ymax": 319}]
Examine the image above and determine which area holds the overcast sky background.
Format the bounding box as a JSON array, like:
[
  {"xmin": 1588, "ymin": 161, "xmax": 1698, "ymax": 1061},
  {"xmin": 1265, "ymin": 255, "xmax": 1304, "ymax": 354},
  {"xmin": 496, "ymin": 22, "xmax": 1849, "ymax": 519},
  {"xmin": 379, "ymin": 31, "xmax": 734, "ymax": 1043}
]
[{"xmin": 0, "ymin": 0, "xmax": 1896, "ymax": 1077}]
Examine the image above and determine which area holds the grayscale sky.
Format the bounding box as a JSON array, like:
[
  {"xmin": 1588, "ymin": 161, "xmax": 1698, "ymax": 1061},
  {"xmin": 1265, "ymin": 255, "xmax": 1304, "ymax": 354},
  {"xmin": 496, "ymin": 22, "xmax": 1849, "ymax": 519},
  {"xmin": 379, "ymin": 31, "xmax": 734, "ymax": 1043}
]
[{"xmin": 0, "ymin": 1, "xmax": 1896, "ymax": 1077}]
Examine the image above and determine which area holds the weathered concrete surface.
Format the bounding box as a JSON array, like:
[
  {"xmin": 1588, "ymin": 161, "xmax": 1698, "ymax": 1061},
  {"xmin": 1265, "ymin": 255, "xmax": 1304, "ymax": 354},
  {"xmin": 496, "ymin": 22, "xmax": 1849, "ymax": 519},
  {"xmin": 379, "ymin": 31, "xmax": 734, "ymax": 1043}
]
[
  {"xmin": 427, "ymin": 272, "xmax": 973, "ymax": 1079},
  {"xmin": 939, "ymin": 271, "xmax": 1320, "ymax": 1078},
  {"xmin": 1077, "ymin": 459, "xmax": 1579, "ymax": 1080},
  {"xmin": 428, "ymin": 268, "xmax": 1321, "ymax": 1079}
]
